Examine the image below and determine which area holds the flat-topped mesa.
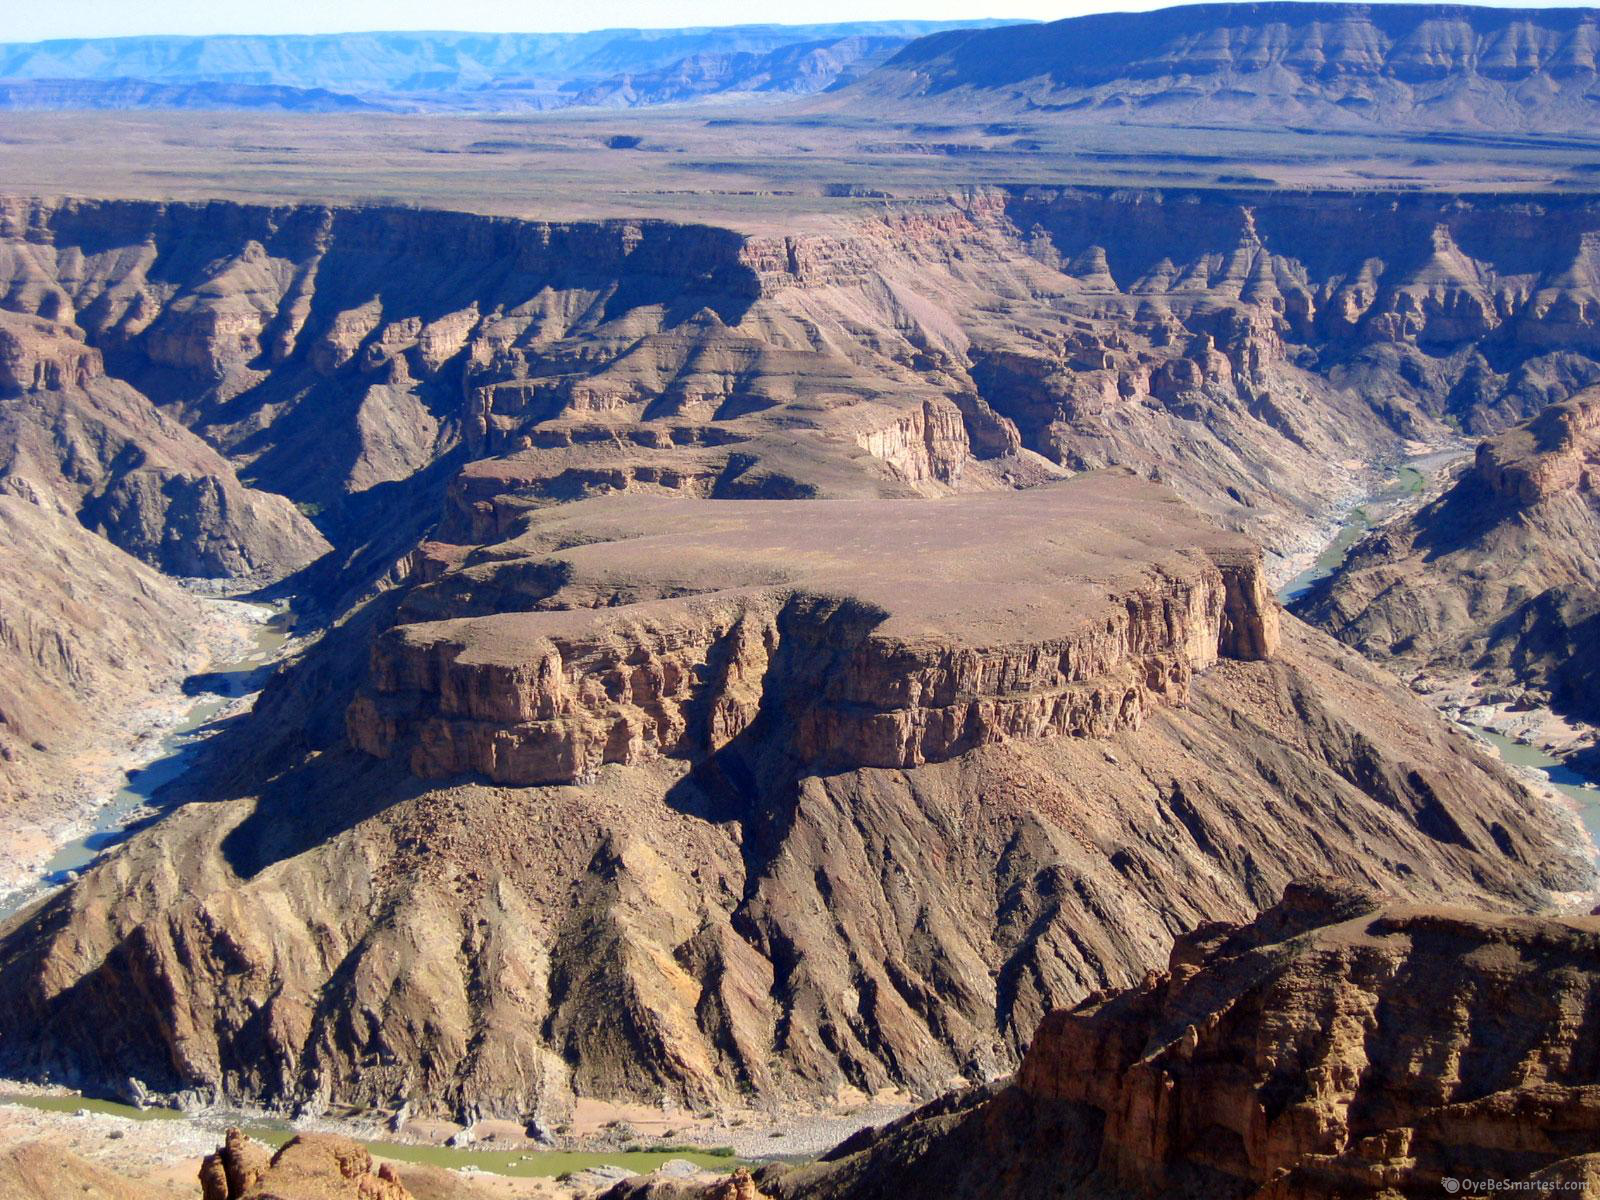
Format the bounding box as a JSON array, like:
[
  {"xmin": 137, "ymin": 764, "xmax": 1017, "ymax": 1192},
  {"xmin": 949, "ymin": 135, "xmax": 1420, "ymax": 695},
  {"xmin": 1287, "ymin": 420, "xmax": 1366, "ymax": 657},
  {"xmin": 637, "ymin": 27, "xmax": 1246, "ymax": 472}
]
[
  {"xmin": 347, "ymin": 473, "xmax": 1279, "ymax": 785},
  {"xmin": 1474, "ymin": 390, "xmax": 1600, "ymax": 508}
]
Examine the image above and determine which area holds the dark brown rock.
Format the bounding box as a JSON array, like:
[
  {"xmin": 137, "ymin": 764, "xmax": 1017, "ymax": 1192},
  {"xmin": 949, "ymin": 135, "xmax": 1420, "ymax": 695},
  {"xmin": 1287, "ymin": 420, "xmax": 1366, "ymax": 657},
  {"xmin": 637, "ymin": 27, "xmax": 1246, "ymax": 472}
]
[{"xmin": 622, "ymin": 882, "xmax": 1600, "ymax": 1200}]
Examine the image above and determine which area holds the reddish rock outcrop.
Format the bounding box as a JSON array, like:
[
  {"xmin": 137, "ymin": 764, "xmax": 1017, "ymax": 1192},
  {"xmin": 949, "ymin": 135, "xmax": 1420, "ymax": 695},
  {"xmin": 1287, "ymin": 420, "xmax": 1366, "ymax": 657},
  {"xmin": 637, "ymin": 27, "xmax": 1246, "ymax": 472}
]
[
  {"xmin": 1474, "ymin": 390, "xmax": 1600, "ymax": 508},
  {"xmin": 619, "ymin": 880, "xmax": 1600, "ymax": 1200},
  {"xmin": 1016, "ymin": 880, "xmax": 1600, "ymax": 1197},
  {"xmin": 201, "ymin": 1130, "xmax": 410, "ymax": 1200}
]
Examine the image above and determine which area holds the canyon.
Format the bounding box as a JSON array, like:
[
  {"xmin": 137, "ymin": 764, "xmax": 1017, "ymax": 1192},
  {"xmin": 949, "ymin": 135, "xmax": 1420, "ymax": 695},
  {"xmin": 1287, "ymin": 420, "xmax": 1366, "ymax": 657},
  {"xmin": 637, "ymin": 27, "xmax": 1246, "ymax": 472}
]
[
  {"xmin": 1297, "ymin": 389, "xmax": 1600, "ymax": 749},
  {"xmin": 1, "ymin": 3, "xmax": 1600, "ymax": 1191},
  {"xmin": 3, "ymin": 177, "xmax": 1600, "ymax": 1128}
]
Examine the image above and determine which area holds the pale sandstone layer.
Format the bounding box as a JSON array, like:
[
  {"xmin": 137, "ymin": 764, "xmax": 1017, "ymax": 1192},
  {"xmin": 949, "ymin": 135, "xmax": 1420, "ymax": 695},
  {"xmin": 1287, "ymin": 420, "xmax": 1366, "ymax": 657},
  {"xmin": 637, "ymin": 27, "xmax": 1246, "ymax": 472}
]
[
  {"xmin": 0, "ymin": 472, "xmax": 1585, "ymax": 1128},
  {"xmin": 1296, "ymin": 388, "xmax": 1600, "ymax": 725},
  {"xmin": 607, "ymin": 879, "xmax": 1600, "ymax": 1200}
]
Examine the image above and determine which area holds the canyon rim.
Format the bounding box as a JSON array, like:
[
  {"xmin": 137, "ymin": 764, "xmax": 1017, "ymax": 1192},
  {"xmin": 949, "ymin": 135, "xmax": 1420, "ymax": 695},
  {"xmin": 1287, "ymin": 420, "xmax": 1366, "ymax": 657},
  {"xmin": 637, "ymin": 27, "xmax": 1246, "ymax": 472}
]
[{"xmin": 2, "ymin": 4, "xmax": 1600, "ymax": 1198}]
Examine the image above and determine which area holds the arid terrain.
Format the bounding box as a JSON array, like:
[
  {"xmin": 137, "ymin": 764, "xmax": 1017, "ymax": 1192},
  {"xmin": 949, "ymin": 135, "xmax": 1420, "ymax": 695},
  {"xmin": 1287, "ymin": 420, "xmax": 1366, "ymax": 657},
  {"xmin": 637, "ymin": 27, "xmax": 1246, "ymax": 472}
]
[
  {"xmin": 2, "ymin": 3, "xmax": 1600, "ymax": 1197},
  {"xmin": 1297, "ymin": 388, "xmax": 1600, "ymax": 761},
  {"xmin": 604, "ymin": 879, "xmax": 1600, "ymax": 1200}
]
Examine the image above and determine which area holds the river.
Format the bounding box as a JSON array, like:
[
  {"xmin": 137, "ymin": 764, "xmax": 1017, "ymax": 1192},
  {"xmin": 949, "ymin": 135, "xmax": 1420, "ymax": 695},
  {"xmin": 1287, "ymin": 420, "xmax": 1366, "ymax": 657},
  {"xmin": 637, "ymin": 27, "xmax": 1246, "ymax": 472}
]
[
  {"xmin": 0, "ymin": 1090, "xmax": 741, "ymax": 1178},
  {"xmin": 1277, "ymin": 449, "xmax": 1466, "ymax": 603},
  {"xmin": 1273, "ymin": 450, "xmax": 1600, "ymax": 873},
  {"xmin": 1471, "ymin": 728, "xmax": 1600, "ymax": 871},
  {"xmin": 0, "ymin": 600, "xmax": 751, "ymax": 1179},
  {"xmin": 0, "ymin": 600, "xmax": 295, "ymax": 923}
]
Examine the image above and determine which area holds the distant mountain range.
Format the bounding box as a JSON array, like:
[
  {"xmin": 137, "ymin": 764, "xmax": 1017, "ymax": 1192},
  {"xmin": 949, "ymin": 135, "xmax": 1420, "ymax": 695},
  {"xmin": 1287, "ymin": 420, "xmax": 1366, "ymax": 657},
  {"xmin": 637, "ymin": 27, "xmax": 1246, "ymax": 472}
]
[
  {"xmin": 4, "ymin": 5, "xmax": 1598, "ymax": 128},
  {"xmin": 0, "ymin": 23, "xmax": 1015, "ymax": 112},
  {"xmin": 838, "ymin": 2, "xmax": 1600, "ymax": 130}
]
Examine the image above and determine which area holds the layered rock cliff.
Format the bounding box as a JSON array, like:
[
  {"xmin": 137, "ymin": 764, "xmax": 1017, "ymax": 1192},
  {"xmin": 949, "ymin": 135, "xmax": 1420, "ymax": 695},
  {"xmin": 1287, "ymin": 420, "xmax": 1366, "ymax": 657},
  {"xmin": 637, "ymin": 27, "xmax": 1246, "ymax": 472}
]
[
  {"xmin": 0, "ymin": 471, "xmax": 1585, "ymax": 1127},
  {"xmin": 845, "ymin": 3, "xmax": 1600, "ymax": 131},
  {"xmin": 611, "ymin": 879, "xmax": 1600, "ymax": 1200},
  {"xmin": 7, "ymin": 189, "xmax": 1600, "ymax": 579},
  {"xmin": 1296, "ymin": 388, "xmax": 1600, "ymax": 724},
  {"xmin": 3, "ymin": 188, "xmax": 1600, "ymax": 1132},
  {"xmin": 348, "ymin": 478, "xmax": 1278, "ymax": 785}
]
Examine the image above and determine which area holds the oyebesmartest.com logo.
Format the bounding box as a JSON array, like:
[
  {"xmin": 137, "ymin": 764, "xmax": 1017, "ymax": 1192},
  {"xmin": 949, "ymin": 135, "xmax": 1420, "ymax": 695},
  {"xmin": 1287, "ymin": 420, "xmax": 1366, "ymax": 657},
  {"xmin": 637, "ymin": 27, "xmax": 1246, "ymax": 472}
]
[{"xmin": 1442, "ymin": 1179, "xmax": 1591, "ymax": 1193}]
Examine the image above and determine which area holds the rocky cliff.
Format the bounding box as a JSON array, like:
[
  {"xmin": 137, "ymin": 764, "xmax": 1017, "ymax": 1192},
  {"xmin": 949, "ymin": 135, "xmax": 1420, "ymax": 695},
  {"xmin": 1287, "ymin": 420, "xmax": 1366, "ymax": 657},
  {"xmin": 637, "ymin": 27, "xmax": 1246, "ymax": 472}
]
[
  {"xmin": 609, "ymin": 879, "xmax": 1600, "ymax": 1200},
  {"xmin": 0, "ymin": 471, "xmax": 1585, "ymax": 1127},
  {"xmin": 1296, "ymin": 388, "xmax": 1600, "ymax": 724},
  {"xmin": 7, "ymin": 190, "xmax": 1600, "ymax": 579},
  {"xmin": 3, "ymin": 188, "xmax": 1600, "ymax": 1131},
  {"xmin": 846, "ymin": 3, "xmax": 1600, "ymax": 131},
  {"xmin": 347, "ymin": 478, "xmax": 1277, "ymax": 785}
]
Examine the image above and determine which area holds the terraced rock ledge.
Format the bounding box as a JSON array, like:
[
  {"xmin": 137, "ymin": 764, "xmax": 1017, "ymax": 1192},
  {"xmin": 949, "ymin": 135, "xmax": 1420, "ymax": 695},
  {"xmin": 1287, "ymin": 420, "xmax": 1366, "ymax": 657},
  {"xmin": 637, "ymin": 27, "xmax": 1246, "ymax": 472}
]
[{"xmin": 348, "ymin": 474, "xmax": 1278, "ymax": 784}]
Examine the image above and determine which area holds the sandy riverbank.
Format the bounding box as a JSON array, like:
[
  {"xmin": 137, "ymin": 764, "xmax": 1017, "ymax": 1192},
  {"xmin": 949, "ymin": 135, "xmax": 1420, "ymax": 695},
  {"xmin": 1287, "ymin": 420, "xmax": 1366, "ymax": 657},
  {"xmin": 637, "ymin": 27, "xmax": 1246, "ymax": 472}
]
[{"xmin": 0, "ymin": 594, "xmax": 292, "ymax": 918}]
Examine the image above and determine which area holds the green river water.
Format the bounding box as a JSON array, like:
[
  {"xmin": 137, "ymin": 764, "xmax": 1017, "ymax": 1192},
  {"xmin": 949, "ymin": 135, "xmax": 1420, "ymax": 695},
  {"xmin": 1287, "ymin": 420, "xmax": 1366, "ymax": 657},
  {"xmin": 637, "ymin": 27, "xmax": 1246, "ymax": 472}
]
[{"xmin": 0, "ymin": 1092, "xmax": 740, "ymax": 1178}]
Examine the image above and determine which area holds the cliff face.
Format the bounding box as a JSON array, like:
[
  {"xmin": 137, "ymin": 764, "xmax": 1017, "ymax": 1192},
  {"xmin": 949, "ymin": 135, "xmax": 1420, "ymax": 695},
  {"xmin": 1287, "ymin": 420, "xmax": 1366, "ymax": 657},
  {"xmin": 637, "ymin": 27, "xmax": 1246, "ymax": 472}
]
[
  {"xmin": 848, "ymin": 4, "xmax": 1600, "ymax": 131},
  {"xmin": 2, "ymin": 190, "xmax": 1598, "ymax": 1131},
  {"xmin": 1295, "ymin": 388, "xmax": 1600, "ymax": 723},
  {"xmin": 347, "ymin": 479, "xmax": 1278, "ymax": 786},
  {"xmin": 1015, "ymin": 883, "xmax": 1600, "ymax": 1199},
  {"xmin": 0, "ymin": 471, "xmax": 1583, "ymax": 1126},
  {"xmin": 630, "ymin": 880, "xmax": 1600, "ymax": 1200},
  {"xmin": 7, "ymin": 190, "xmax": 1600, "ymax": 576}
]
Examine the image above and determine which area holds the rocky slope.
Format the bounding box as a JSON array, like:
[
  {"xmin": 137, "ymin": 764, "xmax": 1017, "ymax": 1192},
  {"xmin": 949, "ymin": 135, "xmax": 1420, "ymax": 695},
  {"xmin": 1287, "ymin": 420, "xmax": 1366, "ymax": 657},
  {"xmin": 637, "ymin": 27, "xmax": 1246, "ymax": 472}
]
[
  {"xmin": 0, "ymin": 494, "xmax": 217, "ymax": 890},
  {"xmin": 1296, "ymin": 389, "xmax": 1600, "ymax": 725},
  {"xmin": 0, "ymin": 337, "xmax": 328, "ymax": 580},
  {"xmin": 0, "ymin": 476, "xmax": 1587, "ymax": 1128},
  {"xmin": 3, "ymin": 187, "xmax": 1600, "ymax": 1130},
  {"xmin": 607, "ymin": 879, "xmax": 1600, "ymax": 1200},
  {"xmin": 0, "ymin": 1141, "xmax": 173, "ymax": 1200},
  {"xmin": 846, "ymin": 3, "xmax": 1600, "ymax": 131}
]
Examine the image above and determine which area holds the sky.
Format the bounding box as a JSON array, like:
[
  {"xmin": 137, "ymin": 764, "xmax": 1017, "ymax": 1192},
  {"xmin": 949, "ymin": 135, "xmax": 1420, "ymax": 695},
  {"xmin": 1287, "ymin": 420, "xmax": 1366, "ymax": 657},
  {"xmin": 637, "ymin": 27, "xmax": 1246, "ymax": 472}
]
[{"xmin": 1, "ymin": 0, "xmax": 1595, "ymax": 41}]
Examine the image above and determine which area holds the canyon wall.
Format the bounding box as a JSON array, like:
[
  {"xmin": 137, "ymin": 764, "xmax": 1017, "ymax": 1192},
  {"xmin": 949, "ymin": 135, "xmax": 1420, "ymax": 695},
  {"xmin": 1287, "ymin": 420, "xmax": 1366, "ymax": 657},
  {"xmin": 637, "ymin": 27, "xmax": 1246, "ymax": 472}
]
[
  {"xmin": 2, "ymin": 189, "xmax": 1599, "ymax": 1128},
  {"xmin": 849, "ymin": 4, "xmax": 1600, "ymax": 131},
  {"xmin": 0, "ymin": 491, "xmax": 1582, "ymax": 1124},
  {"xmin": 1296, "ymin": 388, "xmax": 1600, "ymax": 723},
  {"xmin": 620, "ymin": 879, "xmax": 1600, "ymax": 1200},
  {"xmin": 6, "ymin": 189, "xmax": 1600, "ymax": 576}
]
